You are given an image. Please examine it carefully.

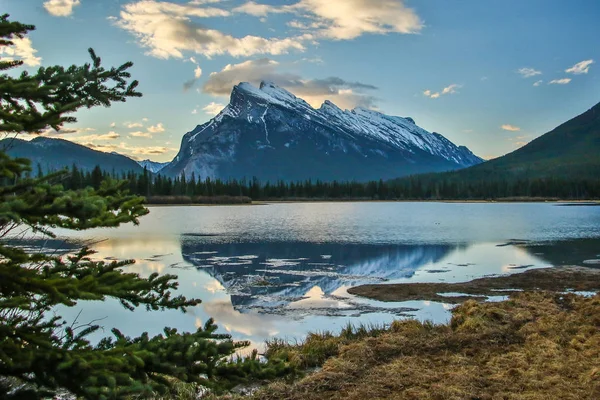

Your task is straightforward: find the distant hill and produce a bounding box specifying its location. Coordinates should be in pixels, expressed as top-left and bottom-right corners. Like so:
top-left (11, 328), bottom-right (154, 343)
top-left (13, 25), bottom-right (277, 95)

top-left (0, 137), bottom-right (144, 174)
top-left (449, 101), bottom-right (600, 180)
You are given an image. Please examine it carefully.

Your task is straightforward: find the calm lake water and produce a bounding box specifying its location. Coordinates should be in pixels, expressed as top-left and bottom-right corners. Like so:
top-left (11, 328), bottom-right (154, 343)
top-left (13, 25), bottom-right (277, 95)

top-left (47, 202), bottom-right (600, 351)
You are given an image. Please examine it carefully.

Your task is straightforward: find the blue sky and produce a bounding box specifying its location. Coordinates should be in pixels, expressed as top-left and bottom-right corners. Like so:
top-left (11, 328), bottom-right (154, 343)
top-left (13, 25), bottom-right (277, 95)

top-left (3, 0), bottom-right (599, 161)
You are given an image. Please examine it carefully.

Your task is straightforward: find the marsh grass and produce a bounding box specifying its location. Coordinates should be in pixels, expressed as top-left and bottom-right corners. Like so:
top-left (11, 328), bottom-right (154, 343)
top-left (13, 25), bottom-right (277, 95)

top-left (210, 292), bottom-right (600, 400)
top-left (263, 323), bottom-right (389, 370)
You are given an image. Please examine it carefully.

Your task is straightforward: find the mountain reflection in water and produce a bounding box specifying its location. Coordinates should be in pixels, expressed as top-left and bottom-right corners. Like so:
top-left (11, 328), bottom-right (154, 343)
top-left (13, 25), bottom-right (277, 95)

top-left (180, 238), bottom-right (465, 311)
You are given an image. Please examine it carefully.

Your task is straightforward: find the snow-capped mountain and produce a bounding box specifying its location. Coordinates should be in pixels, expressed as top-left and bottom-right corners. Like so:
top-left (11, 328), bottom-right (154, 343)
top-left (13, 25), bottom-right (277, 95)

top-left (162, 82), bottom-right (482, 181)
top-left (136, 159), bottom-right (168, 173)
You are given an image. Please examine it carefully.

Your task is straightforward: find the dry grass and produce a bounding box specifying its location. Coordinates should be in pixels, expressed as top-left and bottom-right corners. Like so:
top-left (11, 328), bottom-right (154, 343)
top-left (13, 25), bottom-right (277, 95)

top-left (212, 291), bottom-right (600, 400)
top-left (263, 323), bottom-right (390, 370)
top-left (348, 266), bottom-right (600, 303)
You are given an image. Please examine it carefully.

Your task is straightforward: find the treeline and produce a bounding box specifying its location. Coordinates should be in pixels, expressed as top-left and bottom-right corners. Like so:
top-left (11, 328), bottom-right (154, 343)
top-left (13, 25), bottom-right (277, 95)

top-left (48, 164), bottom-right (600, 201)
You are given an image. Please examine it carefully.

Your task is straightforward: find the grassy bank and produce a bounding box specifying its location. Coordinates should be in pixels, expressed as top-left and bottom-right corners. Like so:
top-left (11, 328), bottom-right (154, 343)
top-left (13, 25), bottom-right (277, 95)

top-left (188, 266), bottom-right (600, 400)
top-left (209, 290), bottom-right (600, 400)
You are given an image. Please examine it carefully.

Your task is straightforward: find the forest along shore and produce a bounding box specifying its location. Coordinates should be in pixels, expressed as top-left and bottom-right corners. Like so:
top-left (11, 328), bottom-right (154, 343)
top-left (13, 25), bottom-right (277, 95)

top-left (144, 196), bottom-right (600, 205)
top-left (145, 195), bottom-right (252, 205)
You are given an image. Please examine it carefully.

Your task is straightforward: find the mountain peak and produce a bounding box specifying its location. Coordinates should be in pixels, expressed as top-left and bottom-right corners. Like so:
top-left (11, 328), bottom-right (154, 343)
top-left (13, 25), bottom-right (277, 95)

top-left (232, 82), bottom-right (263, 98)
top-left (166, 80), bottom-right (484, 181)
top-left (259, 80), bottom-right (276, 90)
top-left (230, 81), bottom-right (313, 111)
top-left (319, 99), bottom-right (343, 114)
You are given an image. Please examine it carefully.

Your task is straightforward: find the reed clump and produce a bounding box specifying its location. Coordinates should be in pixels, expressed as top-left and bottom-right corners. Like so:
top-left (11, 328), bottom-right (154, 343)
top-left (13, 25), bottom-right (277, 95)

top-left (221, 291), bottom-right (600, 400)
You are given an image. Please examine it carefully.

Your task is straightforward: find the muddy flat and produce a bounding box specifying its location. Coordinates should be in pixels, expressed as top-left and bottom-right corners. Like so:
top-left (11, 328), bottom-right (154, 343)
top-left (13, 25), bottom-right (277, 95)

top-left (348, 266), bottom-right (600, 303)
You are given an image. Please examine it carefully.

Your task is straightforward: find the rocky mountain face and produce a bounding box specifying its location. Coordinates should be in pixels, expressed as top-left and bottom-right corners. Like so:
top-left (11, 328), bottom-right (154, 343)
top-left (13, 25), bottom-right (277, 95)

top-left (162, 82), bottom-right (482, 181)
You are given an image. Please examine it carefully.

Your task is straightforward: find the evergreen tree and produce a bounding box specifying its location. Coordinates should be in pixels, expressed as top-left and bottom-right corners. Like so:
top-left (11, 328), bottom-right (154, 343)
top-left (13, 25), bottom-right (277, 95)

top-left (90, 165), bottom-right (103, 190)
top-left (0, 14), bottom-right (280, 399)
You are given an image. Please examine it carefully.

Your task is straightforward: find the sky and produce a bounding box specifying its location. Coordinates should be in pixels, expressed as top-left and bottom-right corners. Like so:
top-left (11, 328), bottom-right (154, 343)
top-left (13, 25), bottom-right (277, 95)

top-left (2, 0), bottom-right (599, 162)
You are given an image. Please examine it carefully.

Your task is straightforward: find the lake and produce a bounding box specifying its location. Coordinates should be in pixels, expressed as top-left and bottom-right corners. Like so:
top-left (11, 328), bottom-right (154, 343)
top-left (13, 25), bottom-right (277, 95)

top-left (48, 202), bottom-right (600, 351)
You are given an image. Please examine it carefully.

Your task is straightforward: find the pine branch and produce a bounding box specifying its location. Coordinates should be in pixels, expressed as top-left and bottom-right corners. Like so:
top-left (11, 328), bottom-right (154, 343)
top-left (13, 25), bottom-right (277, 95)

top-left (0, 14), bottom-right (293, 399)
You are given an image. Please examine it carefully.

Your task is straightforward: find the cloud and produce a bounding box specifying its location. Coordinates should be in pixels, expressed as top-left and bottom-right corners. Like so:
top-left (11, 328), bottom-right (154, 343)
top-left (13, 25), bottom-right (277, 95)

top-left (235, 0), bottom-right (424, 40)
top-left (86, 142), bottom-right (176, 157)
top-left (299, 56), bottom-right (324, 64)
top-left (517, 67), bottom-right (542, 78)
top-left (183, 80), bottom-right (196, 91)
top-left (299, 0), bottom-right (423, 39)
top-left (75, 132), bottom-right (120, 141)
top-left (36, 127), bottom-right (95, 136)
top-left (83, 143), bottom-right (119, 152)
top-left (43, 0), bottom-right (81, 17)
top-left (184, 63), bottom-right (204, 91)
top-left (114, 0), bottom-right (308, 60)
top-left (125, 123), bottom-right (163, 138)
top-left (128, 123), bottom-right (164, 138)
top-left (233, 1), bottom-right (286, 17)
top-left (0, 37), bottom-right (41, 66)
top-left (130, 131), bottom-right (153, 138)
top-left (36, 127), bottom-right (120, 144)
top-left (501, 124), bottom-right (521, 132)
top-left (147, 123), bottom-right (165, 133)
top-left (533, 80), bottom-right (543, 87)
top-left (126, 122), bottom-right (144, 128)
top-left (110, 122), bottom-right (116, 128)
top-left (565, 59), bottom-right (594, 75)
top-left (188, 0), bottom-right (226, 4)
top-left (28, 132), bottom-right (177, 161)
top-left (203, 58), bottom-right (378, 109)
top-left (423, 83), bottom-right (461, 99)
top-left (202, 102), bottom-right (225, 115)
top-left (203, 299), bottom-right (279, 337)
top-left (115, 0), bottom-right (422, 62)
top-left (441, 84), bottom-right (461, 94)
top-left (129, 145), bottom-right (173, 155)
top-left (549, 78), bottom-right (571, 85)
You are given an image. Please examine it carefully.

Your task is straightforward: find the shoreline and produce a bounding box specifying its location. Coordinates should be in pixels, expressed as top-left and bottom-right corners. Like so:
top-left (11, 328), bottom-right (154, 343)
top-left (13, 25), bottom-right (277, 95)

top-left (347, 265), bottom-right (600, 303)
top-left (145, 199), bottom-right (600, 206)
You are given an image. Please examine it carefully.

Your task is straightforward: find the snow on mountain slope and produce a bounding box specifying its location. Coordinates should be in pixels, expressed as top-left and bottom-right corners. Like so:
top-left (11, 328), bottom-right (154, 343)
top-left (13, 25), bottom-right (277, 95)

top-left (319, 102), bottom-right (481, 166)
top-left (136, 159), bottom-right (169, 173)
top-left (162, 81), bottom-right (482, 181)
